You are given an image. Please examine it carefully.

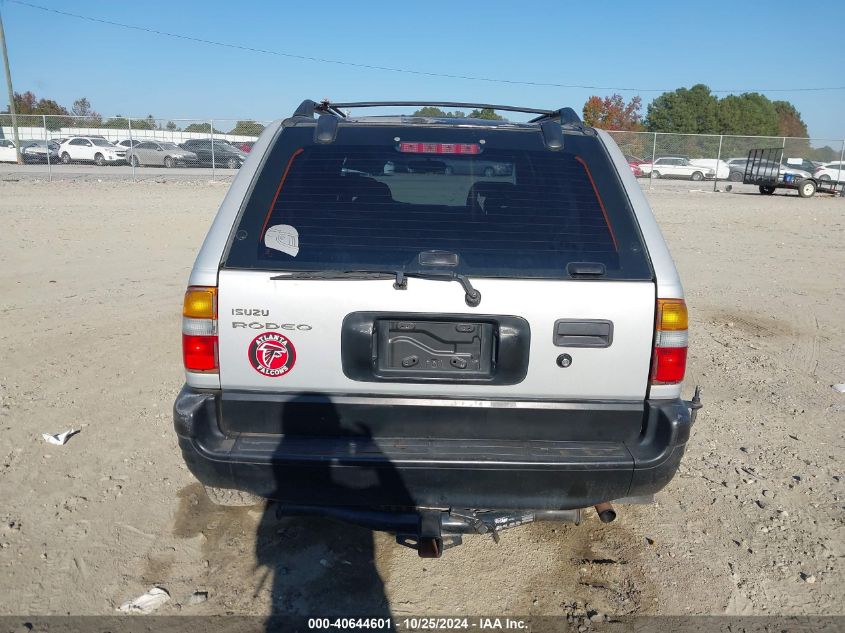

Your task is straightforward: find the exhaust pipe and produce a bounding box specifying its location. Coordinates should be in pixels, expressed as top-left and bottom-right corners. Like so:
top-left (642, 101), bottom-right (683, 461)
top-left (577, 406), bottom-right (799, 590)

top-left (594, 502), bottom-right (617, 523)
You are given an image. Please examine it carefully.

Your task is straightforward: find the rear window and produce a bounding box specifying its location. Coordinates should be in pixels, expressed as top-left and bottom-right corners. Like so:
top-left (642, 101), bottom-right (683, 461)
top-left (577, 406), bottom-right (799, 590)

top-left (225, 124), bottom-right (652, 280)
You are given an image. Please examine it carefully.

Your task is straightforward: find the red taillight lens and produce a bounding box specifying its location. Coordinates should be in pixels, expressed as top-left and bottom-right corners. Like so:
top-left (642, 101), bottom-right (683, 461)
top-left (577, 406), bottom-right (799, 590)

top-left (651, 298), bottom-right (688, 386)
top-left (182, 334), bottom-right (218, 372)
top-left (651, 347), bottom-right (687, 384)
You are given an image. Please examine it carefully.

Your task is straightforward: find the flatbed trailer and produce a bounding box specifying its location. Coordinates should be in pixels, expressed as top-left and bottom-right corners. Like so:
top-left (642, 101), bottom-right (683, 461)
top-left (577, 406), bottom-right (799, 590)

top-left (744, 147), bottom-right (845, 198)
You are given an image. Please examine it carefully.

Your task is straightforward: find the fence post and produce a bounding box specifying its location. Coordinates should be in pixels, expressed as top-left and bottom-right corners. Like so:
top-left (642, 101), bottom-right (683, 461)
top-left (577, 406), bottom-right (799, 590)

top-left (210, 119), bottom-right (216, 182)
top-left (649, 132), bottom-right (657, 190)
top-left (713, 134), bottom-right (723, 192)
top-left (42, 114), bottom-right (51, 182)
top-left (128, 117), bottom-right (135, 182)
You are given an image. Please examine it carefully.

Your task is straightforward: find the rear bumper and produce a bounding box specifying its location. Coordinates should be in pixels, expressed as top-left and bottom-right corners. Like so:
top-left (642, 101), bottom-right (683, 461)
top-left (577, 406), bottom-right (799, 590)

top-left (173, 387), bottom-right (696, 511)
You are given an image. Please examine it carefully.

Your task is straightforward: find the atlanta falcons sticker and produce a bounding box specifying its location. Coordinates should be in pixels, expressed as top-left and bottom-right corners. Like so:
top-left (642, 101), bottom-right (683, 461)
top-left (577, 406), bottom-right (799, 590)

top-left (247, 332), bottom-right (296, 377)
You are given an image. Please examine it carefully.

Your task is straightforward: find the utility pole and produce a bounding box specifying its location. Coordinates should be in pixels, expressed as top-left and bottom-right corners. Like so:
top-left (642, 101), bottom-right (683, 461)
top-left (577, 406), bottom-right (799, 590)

top-left (0, 7), bottom-right (22, 164)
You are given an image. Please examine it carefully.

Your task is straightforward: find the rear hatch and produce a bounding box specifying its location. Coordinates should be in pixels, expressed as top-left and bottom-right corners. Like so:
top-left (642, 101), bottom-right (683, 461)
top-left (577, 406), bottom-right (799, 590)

top-left (217, 121), bottom-right (655, 414)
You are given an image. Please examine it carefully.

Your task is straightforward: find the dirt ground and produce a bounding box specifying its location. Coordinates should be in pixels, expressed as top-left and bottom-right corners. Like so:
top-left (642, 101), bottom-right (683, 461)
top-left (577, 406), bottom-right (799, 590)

top-left (0, 178), bottom-right (842, 618)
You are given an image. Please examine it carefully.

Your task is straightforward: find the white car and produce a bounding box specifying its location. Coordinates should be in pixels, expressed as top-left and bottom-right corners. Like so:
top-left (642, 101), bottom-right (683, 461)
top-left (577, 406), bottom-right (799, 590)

top-left (58, 137), bottom-right (127, 165)
top-left (689, 159), bottom-right (729, 180)
top-left (638, 157), bottom-right (715, 181)
top-left (813, 161), bottom-right (845, 183)
top-left (0, 138), bottom-right (19, 163)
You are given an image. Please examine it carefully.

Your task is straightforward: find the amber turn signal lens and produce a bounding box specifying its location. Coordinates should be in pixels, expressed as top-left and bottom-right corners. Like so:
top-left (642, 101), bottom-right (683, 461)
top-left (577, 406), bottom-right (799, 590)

top-left (183, 287), bottom-right (217, 319)
top-left (657, 299), bottom-right (688, 331)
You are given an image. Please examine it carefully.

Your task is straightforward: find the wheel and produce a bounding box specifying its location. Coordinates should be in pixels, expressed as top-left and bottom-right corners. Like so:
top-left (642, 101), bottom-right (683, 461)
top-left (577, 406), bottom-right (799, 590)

top-left (651, 171), bottom-right (661, 179)
top-left (483, 166), bottom-right (494, 177)
top-left (61, 152), bottom-right (71, 164)
top-left (759, 185), bottom-right (776, 195)
top-left (729, 171), bottom-right (743, 182)
top-left (798, 179), bottom-right (816, 198)
top-left (163, 156), bottom-right (174, 168)
top-left (819, 174), bottom-right (830, 181)
top-left (691, 171), bottom-right (704, 181)
top-left (130, 155), bottom-right (140, 167)
top-left (226, 157), bottom-right (239, 169)
top-left (94, 153), bottom-right (105, 166)
top-left (203, 485), bottom-right (263, 507)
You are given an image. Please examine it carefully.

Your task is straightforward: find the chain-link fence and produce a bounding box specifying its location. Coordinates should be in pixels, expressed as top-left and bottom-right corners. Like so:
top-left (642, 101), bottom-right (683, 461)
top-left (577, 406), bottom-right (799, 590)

top-left (607, 130), bottom-right (845, 191)
top-left (0, 114), bottom-right (271, 181)
top-left (2, 115), bottom-right (844, 187)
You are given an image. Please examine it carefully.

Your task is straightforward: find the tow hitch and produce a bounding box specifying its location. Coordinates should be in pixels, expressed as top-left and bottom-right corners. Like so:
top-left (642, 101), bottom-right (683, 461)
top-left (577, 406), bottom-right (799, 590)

top-left (396, 509), bottom-right (582, 557)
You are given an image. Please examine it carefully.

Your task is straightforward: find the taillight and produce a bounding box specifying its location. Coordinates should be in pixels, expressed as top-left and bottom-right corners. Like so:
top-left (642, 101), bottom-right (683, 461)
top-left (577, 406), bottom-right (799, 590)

top-left (650, 299), bottom-right (688, 385)
top-left (398, 142), bottom-right (481, 155)
top-left (182, 286), bottom-right (218, 373)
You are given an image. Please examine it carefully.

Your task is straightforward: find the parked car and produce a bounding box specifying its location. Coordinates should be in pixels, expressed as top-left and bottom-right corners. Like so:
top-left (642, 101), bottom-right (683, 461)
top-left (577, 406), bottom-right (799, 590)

top-left (58, 137), bottom-right (127, 165)
top-left (814, 162), bottom-right (845, 182)
top-left (20, 139), bottom-right (60, 164)
top-left (725, 157), bottom-right (749, 182)
top-left (782, 157), bottom-right (817, 174)
top-left (638, 157), bottom-right (714, 181)
top-left (689, 159), bottom-right (729, 180)
top-left (624, 154), bottom-right (645, 165)
top-left (0, 138), bottom-right (19, 163)
top-left (116, 139), bottom-right (143, 151)
top-left (126, 141), bottom-right (198, 167)
top-left (630, 163), bottom-right (643, 177)
top-left (442, 159), bottom-right (513, 176)
top-left (230, 141), bottom-right (255, 153)
top-left (178, 139), bottom-right (245, 168)
top-left (173, 99), bottom-right (701, 558)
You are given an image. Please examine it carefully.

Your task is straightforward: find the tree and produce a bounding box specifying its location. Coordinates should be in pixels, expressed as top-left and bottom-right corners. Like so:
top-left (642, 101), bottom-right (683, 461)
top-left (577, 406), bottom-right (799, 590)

top-left (582, 94), bottom-right (643, 130)
top-left (411, 107), bottom-right (466, 118)
top-left (773, 101), bottom-right (808, 138)
top-left (101, 116), bottom-right (156, 130)
top-left (2, 90), bottom-right (70, 129)
top-left (229, 120), bottom-right (265, 136)
top-left (468, 108), bottom-right (504, 120)
top-left (716, 93), bottom-right (779, 136)
top-left (184, 122), bottom-right (223, 134)
top-left (166, 121), bottom-right (178, 131)
top-left (71, 97), bottom-right (102, 127)
top-left (645, 84), bottom-right (719, 134)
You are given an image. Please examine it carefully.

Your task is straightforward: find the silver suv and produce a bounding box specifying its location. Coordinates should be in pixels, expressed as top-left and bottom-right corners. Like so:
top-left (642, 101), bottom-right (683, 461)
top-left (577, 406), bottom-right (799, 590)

top-left (174, 100), bottom-right (701, 558)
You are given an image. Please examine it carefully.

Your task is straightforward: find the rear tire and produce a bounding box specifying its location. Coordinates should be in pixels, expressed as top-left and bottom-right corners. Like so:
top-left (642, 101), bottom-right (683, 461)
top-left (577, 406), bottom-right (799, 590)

top-left (819, 174), bottom-right (830, 181)
top-left (798, 179), bottom-right (816, 198)
top-left (651, 171), bottom-right (661, 179)
top-left (94, 153), bottom-right (105, 166)
top-left (61, 152), bottom-right (71, 164)
top-left (729, 171), bottom-right (743, 182)
top-left (164, 156), bottom-right (174, 168)
top-left (203, 485), bottom-right (263, 507)
top-left (130, 155), bottom-right (140, 167)
top-left (691, 171), bottom-right (704, 181)
top-left (227, 157), bottom-right (239, 169)
top-left (759, 185), bottom-right (776, 195)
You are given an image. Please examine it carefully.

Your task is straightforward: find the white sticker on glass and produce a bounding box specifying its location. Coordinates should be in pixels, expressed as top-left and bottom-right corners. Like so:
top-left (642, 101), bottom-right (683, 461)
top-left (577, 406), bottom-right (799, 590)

top-left (264, 224), bottom-right (300, 257)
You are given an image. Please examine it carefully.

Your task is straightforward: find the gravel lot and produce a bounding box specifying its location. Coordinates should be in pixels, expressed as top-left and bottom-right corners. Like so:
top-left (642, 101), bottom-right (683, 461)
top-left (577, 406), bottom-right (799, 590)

top-left (0, 179), bottom-right (842, 618)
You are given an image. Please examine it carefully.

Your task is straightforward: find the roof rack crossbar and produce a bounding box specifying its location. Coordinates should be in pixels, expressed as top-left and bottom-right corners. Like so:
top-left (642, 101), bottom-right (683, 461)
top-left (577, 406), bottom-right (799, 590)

top-left (529, 107), bottom-right (583, 125)
top-left (324, 101), bottom-right (557, 116)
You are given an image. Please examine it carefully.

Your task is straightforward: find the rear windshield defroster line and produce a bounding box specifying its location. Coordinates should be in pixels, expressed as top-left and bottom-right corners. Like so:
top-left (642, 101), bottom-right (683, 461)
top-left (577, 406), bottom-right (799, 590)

top-left (225, 125), bottom-right (652, 281)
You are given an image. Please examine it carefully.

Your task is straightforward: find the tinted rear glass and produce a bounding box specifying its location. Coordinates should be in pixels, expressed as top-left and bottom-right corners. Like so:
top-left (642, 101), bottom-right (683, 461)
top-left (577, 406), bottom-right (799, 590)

top-left (225, 124), bottom-right (651, 280)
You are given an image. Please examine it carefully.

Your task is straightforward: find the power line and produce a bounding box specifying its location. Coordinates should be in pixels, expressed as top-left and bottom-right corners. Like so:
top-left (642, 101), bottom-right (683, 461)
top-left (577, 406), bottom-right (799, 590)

top-left (8, 0), bottom-right (845, 95)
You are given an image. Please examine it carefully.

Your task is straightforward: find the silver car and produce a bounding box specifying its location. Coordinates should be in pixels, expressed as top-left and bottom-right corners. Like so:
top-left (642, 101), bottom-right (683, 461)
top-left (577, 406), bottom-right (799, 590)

top-left (126, 141), bottom-right (197, 168)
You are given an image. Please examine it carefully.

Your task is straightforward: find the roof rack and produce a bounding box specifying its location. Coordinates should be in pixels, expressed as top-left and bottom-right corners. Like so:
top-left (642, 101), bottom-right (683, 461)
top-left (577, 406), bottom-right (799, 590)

top-left (292, 100), bottom-right (583, 124)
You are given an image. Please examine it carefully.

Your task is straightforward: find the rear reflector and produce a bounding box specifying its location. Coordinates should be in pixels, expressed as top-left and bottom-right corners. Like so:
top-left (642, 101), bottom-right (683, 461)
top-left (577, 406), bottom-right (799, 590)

top-left (651, 298), bottom-right (688, 385)
top-left (182, 286), bottom-right (218, 373)
top-left (398, 142), bottom-right (481, 155)
top-left (183, 335), bottom-right (218, 372)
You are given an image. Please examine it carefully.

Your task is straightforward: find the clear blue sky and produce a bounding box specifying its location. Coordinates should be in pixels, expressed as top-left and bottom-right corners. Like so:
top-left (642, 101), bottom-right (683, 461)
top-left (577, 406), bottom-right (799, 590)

top-left (2, 0), bottom-right (844, 139)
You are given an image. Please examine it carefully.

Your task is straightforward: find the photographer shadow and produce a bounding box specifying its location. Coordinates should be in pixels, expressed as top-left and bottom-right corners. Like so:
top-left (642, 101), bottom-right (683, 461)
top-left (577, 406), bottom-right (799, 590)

top-left (254, 394), bottom-right (414, 629)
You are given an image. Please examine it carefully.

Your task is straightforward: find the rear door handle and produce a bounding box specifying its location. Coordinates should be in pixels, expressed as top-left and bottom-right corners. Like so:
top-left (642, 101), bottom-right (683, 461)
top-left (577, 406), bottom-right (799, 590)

top-left (553, 319), bottom-right (613, 348)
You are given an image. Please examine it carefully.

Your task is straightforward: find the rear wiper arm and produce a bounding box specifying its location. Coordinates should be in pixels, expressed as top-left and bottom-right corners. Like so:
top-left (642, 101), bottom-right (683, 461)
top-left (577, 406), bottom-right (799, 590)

top-left (270, 269), bottom-right (482, 307)
top-left (398, 271), bottom-right (482, 307)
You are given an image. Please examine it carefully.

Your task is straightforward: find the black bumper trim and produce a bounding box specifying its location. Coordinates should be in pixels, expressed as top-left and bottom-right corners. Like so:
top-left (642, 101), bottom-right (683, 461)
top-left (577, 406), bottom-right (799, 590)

top-left (174, 386), bottom-right (694, 510)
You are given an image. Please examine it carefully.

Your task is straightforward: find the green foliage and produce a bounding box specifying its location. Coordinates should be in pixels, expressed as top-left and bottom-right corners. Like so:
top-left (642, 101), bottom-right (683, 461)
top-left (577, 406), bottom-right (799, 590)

top-left (183, 122), bottom-right (224, 134)
top-left (468, 108), bottom-right (504, 120)
top-left (166, 121), bottom-right (179, 131)
top-left (411, 107), bottom-right (466, 118)
top-left (717, 93), bottom-right (779, 136)
top-left (101, 117), bottom-right (157, 130)
top-left (229, 120), bottom-right (265, 136)
top-left (645, 84), bottom-right (718, 134)
top-left (2, 90), bottom-right (71, 129)
top-left (70, 97), bottom-right (102, 127)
